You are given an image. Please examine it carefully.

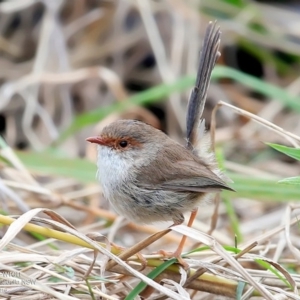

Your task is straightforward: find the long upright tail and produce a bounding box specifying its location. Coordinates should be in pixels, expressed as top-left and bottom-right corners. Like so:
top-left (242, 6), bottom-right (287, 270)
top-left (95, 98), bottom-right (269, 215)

top-left (186, 21), bottom-right (221, 150)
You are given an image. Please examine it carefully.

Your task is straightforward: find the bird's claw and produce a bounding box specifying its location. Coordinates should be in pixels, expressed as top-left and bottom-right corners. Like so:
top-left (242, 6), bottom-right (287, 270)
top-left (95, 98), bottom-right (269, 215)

top-left (157, 249), bottom-right (189, 270)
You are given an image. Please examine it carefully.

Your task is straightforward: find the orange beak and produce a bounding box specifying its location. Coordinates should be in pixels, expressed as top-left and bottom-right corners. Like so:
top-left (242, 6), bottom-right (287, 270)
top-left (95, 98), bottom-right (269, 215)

top-left (86, 136), bottom-right (106, 145)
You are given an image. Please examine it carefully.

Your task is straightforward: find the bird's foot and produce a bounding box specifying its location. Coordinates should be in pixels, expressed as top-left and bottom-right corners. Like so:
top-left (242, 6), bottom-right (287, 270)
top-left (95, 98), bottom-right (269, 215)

top-left (157, 249), bottom-right (189, 270)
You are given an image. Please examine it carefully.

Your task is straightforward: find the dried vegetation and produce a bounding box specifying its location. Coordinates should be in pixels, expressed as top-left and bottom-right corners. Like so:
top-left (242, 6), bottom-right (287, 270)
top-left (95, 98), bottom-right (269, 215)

top-left (0, 0), bottom-right (299, 299)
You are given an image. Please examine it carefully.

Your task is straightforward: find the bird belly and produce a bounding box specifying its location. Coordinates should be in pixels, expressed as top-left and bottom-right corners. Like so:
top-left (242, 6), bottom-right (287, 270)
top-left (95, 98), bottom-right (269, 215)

top-left (107, 187), bottom-right (206, 224)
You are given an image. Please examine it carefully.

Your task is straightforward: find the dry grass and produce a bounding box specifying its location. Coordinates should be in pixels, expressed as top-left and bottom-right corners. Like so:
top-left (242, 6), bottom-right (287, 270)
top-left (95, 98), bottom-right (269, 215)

top-left (0, 0), bottom-right (300, 299)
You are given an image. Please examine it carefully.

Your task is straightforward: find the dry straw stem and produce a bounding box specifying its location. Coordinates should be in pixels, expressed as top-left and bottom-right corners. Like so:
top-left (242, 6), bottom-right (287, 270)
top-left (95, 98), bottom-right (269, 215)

top-left (0, 208), bottom-right (187, 299)
top-left (0, 138), bottom-right (37, 186)
top-left (110, 264), bottom-right (237, 298)
top-left (0, 213), bottom-right (131, 257)
top-left (211, 101), bottom-right (300, 149)
top-left (2, 210), bottom-right (298, 298)
top-left (0, 210), bottom-right (241, 298)
top-left (172, 225), bottom-right (274, 299)
top-left (0, 213), bottom-right (239, 294)
top-left (284, 204), bottom-right (300, 262)
top-left (209, 102), bottom-right (300, 297)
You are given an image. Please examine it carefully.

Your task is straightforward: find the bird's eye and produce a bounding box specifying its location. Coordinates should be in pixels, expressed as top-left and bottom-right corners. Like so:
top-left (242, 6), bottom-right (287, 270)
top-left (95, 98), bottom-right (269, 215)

top-left (119, 140), bottom-right (128, 148)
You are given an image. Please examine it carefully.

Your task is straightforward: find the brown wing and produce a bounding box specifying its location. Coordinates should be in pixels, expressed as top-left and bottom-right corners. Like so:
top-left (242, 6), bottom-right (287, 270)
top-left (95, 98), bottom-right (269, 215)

top-left (158, 161), bottom-right (232, 192)
top-left (136, 142), bottom-right (233, 193)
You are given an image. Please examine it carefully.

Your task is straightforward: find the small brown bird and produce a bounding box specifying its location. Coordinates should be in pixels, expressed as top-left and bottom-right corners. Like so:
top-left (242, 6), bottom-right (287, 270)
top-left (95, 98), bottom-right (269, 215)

top-left (87, 22), bottom-right (233, 264)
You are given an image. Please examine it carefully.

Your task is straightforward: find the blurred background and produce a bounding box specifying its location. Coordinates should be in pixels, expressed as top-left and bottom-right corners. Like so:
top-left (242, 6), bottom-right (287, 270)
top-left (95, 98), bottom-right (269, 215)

top-left (0, 0), bottom-right (300, 238)
top-left (0, 0), bottom-right (300, 154)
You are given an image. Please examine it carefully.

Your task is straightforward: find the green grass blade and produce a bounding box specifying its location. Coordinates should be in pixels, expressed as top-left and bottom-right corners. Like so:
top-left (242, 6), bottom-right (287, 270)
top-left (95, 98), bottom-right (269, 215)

top-left (255, 259), bottom-right (292, 289)
top-left (236, 281), bottom-right (246, 300)
top-left (125, 259), bottom-right (177, 300)
top-left (0, 136), bottom-right (8, 149)
top-left (278, 177), bottom-right (300, 185)
top-left (266, 143), bottom-right (300, 161)
top-left (227, 174), bottom-right (300, 201)
top-left (16, 151), bottom-right (97, 183)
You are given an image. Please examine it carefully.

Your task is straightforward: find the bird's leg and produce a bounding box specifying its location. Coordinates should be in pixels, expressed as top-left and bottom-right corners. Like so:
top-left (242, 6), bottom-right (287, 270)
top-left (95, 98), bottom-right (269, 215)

top-left (158, 209), bottom-right (198, 269)
top-left (172, 208), bottom-right (198, 258)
